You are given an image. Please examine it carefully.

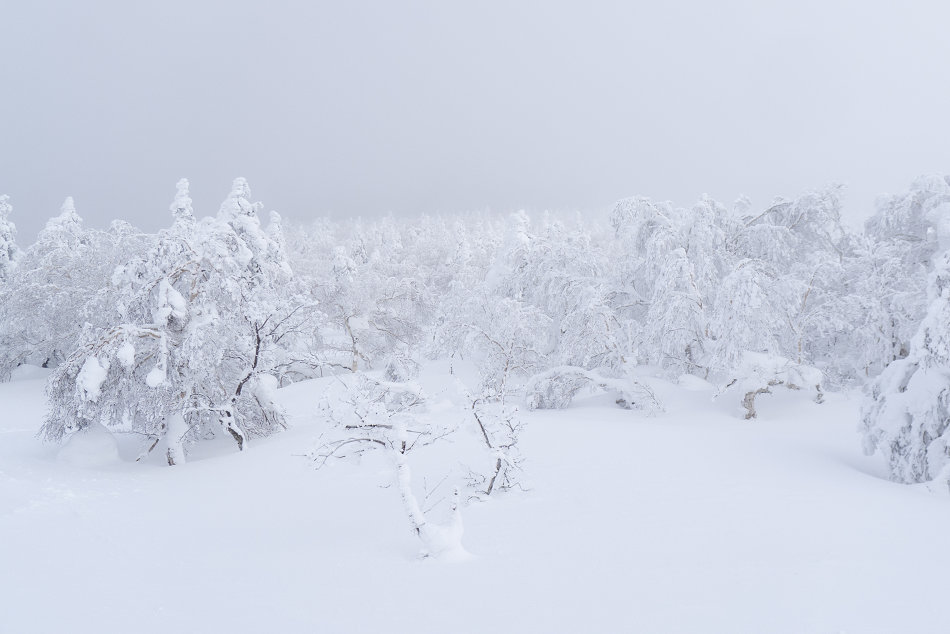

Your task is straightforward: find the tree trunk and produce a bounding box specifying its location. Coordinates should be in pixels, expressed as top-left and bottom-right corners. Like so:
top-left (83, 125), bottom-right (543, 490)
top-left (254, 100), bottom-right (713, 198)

top-left (742, 380), bottom-right (783, 420)
top-left (395, 439), bottom-right (427, 536)
top-left (219, 402), bottom-right (247, 451)
top-left (165, 412), bottom-right (188, 466)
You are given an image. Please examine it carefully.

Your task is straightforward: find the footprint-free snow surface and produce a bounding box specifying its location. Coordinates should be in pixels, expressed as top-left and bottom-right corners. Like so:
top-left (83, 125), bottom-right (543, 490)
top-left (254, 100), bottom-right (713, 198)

top-left (2, 367), bottom-right (948, 634)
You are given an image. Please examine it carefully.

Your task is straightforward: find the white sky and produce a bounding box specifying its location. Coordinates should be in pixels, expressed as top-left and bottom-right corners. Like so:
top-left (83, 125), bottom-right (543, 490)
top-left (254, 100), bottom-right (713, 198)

top-left (2, 0), bottom-right (950, 239)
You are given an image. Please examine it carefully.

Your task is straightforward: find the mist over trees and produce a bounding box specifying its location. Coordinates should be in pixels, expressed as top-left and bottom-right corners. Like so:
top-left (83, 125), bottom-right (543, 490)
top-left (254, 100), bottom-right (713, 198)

top-left (1, 175), bottom-right (949, 489)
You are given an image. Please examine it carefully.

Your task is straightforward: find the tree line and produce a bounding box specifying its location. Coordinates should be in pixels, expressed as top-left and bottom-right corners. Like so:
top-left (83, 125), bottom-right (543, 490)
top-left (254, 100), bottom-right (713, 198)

top-left (1, 176), bottom-right (948, 488)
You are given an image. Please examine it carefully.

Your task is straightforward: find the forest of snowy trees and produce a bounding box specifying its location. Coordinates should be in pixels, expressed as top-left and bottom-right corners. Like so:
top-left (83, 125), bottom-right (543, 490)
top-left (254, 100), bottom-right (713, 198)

top-left (1, 175), bottom-right (950, 500)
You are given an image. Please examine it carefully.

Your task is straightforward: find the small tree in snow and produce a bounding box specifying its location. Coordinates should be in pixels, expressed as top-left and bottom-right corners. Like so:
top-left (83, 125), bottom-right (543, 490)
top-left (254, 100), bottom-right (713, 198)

top-left (313, 374), bottom-right (467, 560)
top-left (459, 384), bottom-right (525, 497)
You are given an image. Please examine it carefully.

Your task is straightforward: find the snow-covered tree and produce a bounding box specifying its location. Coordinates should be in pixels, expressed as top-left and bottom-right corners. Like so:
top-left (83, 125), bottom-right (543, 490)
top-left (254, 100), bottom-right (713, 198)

top-left (708, 258), bottom-right (780, 374)
top-left (861, 195), bottom-right (950, 483)
top-left (42, 179), bottom-right (314, 464)
top-left (608, 196), bottom-right (736, 375)
top-left (0, 198), bottom-right (149, 377)
top-left (859, 176), bottom-right (950, 366)
top-left (305, 238), bottom-right (430, 374)
top-left (1, 198), bottom-right (93, 370)
top-left (313, 374), bottom-right (467, 560)
top-left (436, 288), bottom-right (551, 402)
top-left (644, 247), bottom-right (707, 375)
top-left (608, 196), bottom-right (681, 321)
top-left (501, 220), bottom-right (630, 373)
top-left (459, 384), bottom-right (525, 497)
top-left (0, 194), bottom-right (21, 282)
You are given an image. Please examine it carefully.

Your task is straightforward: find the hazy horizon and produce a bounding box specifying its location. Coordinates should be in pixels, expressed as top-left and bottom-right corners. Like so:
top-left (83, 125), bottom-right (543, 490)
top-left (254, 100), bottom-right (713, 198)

top-left (3, 0), bottom-right (949, 240)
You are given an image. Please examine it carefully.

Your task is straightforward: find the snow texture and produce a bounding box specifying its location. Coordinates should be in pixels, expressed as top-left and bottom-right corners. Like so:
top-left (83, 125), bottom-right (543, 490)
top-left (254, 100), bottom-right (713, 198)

top-left (2, 367), bottom-right (948, 633)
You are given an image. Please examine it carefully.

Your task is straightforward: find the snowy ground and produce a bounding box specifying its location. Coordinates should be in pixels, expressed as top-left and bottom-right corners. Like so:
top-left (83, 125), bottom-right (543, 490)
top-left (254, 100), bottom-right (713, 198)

top-left (2, 367), bottom-right (949, 634)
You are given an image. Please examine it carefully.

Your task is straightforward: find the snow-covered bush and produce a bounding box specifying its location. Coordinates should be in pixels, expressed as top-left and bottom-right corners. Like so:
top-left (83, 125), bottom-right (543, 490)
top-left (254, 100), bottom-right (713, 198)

top-left (525, 366), bottom-right (661, 414)
top-left (716, 352), bottom-right (823, 420)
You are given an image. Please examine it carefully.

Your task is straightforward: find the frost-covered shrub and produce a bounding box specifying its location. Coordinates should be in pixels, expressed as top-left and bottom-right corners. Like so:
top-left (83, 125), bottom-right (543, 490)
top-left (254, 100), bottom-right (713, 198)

top-left (384, 351), bottom-right (421, 382)
top-left (525, 366), bottom-right (661, 413)
top-left (716, 352), bottom-right (823, 420)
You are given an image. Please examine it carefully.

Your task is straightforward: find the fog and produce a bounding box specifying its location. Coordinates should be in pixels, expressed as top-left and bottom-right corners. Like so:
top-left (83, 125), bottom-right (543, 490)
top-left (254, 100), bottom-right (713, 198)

top-left (2, 0), bottom-right (949, 239)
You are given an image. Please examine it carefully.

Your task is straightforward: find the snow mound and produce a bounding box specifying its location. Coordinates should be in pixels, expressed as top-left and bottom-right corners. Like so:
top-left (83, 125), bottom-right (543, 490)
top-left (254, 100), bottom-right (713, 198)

top-left (677, 374), bottom-right (715, 392)
top-left (9, 364), bottom-right (50, 381)
top-left (57, 423), bottom-right (121, 468)
top-left (423, 523), bottom-right (473, 563)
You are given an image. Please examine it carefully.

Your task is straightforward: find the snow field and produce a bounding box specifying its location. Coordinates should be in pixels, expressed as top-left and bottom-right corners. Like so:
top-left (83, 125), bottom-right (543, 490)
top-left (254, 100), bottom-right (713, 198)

top-left (2, 367), bottom-right (949, 633)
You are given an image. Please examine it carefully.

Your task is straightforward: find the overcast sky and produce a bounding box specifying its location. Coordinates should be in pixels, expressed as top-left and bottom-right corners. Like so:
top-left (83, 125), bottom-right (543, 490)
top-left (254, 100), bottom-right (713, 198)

top-left (2, 0), bottom-right (949, 240)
